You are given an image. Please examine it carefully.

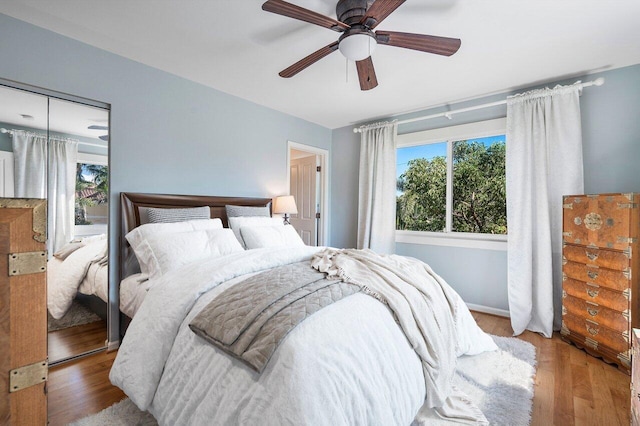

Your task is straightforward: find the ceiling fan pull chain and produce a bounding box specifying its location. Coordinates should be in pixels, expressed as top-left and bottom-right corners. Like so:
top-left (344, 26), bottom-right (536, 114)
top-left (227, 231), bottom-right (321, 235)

top-left (346, 57), bottom-right (349, 83)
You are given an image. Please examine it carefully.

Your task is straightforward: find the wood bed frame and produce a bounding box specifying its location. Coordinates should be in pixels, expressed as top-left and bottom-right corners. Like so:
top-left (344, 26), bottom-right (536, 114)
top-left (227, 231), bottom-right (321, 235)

top-left (120, 192), bottom-right (272, 282)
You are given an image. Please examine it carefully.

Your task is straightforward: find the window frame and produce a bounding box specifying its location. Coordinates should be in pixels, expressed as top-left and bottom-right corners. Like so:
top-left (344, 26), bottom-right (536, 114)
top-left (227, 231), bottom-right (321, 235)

top-left (396, 117), bottom-right (508, 251)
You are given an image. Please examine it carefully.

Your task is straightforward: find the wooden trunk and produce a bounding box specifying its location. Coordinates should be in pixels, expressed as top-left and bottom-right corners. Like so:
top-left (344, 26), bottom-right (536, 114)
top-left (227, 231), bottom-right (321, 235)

top-left (561, 193), bottom-right (639, 374)
top-left (0, 199), bottom-right (48, 425)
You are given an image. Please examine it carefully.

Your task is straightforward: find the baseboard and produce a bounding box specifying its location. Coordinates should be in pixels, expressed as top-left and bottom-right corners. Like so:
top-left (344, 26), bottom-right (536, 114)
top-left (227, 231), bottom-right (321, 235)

top-left (467, 303), bottom-right (510, 318)
top-left (106, 339), bottom-right (120, 352)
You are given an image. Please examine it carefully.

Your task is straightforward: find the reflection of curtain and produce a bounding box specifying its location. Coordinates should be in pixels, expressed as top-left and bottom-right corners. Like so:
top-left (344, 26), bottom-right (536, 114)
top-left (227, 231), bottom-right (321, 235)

top-left (48, 138), bottom-right (78, 253)
top-left (12, 130), bottom-right (47, 198)
top-left (506, 83), bottom-right (584, 338)
top-left (357, 121), bottom-right (397, 254)
top-left (12, 131), bottom-right (78, 253)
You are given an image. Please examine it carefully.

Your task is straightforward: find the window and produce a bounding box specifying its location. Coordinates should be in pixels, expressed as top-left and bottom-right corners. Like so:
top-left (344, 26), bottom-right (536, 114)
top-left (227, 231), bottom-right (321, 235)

top-left (75, 153), bottom-right (108, 237)
top-left (396, 118), bottom-right (507, 240)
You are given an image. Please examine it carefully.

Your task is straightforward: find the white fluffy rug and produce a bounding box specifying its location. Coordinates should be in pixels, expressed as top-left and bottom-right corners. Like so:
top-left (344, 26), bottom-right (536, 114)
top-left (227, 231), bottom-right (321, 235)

top-left (48, 300), bottom-right (102, 332)
top-left (71, 335), bottom-right (536, 426)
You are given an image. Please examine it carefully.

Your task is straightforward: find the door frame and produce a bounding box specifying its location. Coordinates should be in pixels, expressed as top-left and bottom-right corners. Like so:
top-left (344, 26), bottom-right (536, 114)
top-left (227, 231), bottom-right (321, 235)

top-left (286, 141), bottom-right (329, 246)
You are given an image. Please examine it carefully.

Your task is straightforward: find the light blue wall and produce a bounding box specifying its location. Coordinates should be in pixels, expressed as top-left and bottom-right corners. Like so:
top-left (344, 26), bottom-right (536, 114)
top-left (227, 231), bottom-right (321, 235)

top-left (331, 64), bottom-right (640, 313)
top-left (0, 14), bottom-right (332, 342)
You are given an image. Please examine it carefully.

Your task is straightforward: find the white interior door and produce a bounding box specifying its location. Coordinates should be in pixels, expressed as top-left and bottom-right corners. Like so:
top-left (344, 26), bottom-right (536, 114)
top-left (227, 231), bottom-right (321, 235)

top-left (0, 150), bottom-right (14, 197)
top-left (290, 154), bottom-right (318, 245)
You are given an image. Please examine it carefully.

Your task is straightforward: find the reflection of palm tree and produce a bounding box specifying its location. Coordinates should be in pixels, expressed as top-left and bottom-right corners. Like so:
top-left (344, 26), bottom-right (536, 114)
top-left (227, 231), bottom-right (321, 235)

top-left (84, 164), bottom-right (109, 197)
top-left (75, 164), bottom-right (109, 225)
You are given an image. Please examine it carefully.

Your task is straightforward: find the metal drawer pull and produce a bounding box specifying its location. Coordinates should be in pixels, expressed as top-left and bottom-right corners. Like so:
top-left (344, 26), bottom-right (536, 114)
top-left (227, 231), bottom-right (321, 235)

top-left (586, 325), bottom-right (599, 336)
top-left (586, 288), bottom-right (599, 297)
top-left (587, 270), bottom-right (599, 280)
top-left (585, 251), bottom-right (598, 261)
top-left (587, 307), bottom-right (599, 317)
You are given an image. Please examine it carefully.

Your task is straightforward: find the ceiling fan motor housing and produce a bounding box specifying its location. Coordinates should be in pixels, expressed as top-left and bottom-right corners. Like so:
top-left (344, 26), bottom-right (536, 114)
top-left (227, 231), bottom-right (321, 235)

top-left (336, 0), bottom-right (374, 25)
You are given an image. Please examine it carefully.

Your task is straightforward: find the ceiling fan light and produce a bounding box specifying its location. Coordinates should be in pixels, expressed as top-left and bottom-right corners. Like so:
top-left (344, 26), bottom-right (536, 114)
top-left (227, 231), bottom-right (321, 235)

top-left (339, 33), bottom-right (377, 61)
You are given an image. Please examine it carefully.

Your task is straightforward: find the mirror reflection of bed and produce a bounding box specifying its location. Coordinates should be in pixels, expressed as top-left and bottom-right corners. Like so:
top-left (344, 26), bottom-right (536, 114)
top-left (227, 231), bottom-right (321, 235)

top-left (0, 83), bottom-right (110, 364)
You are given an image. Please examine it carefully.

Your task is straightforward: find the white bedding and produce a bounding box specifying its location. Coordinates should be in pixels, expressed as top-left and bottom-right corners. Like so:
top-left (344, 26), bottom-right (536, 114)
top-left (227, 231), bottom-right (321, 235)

top-left (47, 238), bottom-right (108, 319)
top-left (110, 247), bottom-right (496, 425)
top-left (48, 238), bottom-right (149, 319)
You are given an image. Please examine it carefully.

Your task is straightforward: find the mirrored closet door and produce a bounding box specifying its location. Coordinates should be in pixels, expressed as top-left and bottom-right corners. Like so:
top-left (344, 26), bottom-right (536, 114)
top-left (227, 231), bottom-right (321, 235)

top-left (0, 83), bottom-right (110, 364)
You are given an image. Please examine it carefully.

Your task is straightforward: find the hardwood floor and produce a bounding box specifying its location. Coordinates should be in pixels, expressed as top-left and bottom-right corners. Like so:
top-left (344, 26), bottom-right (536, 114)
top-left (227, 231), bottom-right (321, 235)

top-left (48, 350), bottom-right (125, 426)
top-left (471, 311), bottom-right (630, 426)
top-left (48, 320), bottom-right (108, 363)
top-left (47, 312), bottom-right (630, 425)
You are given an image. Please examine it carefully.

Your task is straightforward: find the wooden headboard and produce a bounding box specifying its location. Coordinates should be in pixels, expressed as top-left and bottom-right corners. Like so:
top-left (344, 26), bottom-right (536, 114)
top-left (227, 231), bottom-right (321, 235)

top-left (120, 192), bottom-right (272, 279)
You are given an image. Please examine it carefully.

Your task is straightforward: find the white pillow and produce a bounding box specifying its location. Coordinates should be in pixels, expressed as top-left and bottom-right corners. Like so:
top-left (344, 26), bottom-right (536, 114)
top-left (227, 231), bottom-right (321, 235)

top-left (125, 219), bottom-right (223, 275)
top-left (135, 228), bottom-right (243, 280)
top-left (240, 225), bottom-right (305, 249)
top-left (228, 216), bottom-right (283, 247)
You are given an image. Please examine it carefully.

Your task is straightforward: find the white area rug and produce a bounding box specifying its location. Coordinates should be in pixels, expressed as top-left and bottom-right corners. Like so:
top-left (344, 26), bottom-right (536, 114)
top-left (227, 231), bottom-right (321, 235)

top-left (48, 300), bottom-right (102, 332)
top-left (71, 335), bottom-right (536, 426)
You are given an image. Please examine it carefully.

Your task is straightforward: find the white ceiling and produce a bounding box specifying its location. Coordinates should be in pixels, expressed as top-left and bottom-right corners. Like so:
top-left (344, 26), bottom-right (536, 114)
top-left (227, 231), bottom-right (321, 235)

top-left (2, 0), bottom-right (639, 129)
top-left (0, 85), bottom-right (108, 140)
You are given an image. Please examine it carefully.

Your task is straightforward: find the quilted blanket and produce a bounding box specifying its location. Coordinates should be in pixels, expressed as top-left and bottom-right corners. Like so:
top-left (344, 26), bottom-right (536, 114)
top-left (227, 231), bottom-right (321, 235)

top-left (189, 261), bottom-right (360, 372)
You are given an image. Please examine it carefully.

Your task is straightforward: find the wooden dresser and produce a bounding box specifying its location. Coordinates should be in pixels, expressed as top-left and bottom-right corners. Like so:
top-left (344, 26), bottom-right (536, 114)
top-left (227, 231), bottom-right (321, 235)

top-left (0, 199), bottom-right (48, 424)
top-left (561, 193), bottom-right (639, 373)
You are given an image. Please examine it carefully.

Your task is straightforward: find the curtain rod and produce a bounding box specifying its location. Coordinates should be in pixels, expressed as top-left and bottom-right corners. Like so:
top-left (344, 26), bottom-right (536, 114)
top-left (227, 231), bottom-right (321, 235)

top-left (353, 77), bottom-right (605, 133)
top-left (0, 127), bottom-right (107, 149)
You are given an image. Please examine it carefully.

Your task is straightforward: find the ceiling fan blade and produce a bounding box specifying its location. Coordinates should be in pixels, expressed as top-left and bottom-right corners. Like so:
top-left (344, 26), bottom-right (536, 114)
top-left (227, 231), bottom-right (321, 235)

top-left (376, 31), bottom-right (461, 56)
top-left (356, 57), bottom-right (378, 91)
top-left (279, 41), bottom-right (339, 78)
top-left (88, 125), bottom-right (108, 130)
top-left (262, 0), bottom-right (350, 32)
top-left (360, 0), bottom-right (406, 29)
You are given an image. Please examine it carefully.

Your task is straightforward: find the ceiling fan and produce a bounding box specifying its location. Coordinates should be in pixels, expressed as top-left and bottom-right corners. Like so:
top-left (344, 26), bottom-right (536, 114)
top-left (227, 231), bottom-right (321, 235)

top-left (88, 125), bottom-right (108, 141)
top-left (262, 0), bottom-right (461, 90)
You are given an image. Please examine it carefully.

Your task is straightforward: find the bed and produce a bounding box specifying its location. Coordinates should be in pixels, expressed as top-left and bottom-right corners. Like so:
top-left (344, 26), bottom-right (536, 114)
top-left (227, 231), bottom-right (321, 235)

top-left (47, 234), bottom-right (109, 320)
top-left (110, 192), bottom-right (498, 425)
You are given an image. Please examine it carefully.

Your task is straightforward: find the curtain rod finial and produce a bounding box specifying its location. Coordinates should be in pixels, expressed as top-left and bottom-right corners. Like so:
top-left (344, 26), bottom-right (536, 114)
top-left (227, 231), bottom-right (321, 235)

top-left (593, 77), bottom-right (605, 87)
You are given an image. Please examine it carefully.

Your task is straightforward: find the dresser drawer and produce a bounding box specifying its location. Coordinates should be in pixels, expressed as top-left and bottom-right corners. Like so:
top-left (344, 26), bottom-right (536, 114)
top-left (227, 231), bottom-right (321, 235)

top-left (563, 193), bottom-right (638, 250)
top-left (563, 261), bottom-right (631, 292)
top-left (562, 313), bottom-right (629, 354)
top-left (563, 278), bottom-right (629, 312)
top-left (563, 244), bottom-right (630, 271)
top-left (562, 294), bottom-right (629, 333)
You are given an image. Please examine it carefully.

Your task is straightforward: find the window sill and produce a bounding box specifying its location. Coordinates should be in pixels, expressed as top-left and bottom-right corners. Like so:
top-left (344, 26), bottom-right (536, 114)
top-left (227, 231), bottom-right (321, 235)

top-left (396, 230), bottom-right (507, 251)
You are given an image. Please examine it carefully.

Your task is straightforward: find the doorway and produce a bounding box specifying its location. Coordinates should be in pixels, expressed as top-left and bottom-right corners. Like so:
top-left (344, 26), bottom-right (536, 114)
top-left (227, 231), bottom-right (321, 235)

top-left (287, 141), bottom-right (328, 246)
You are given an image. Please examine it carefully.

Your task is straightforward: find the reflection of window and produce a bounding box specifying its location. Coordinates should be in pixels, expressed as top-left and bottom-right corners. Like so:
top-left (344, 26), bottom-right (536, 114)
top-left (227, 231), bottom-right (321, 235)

top-left (75, 163), bottom-right (108, 226)
top-left (396, 119), bottom-right (506, 236)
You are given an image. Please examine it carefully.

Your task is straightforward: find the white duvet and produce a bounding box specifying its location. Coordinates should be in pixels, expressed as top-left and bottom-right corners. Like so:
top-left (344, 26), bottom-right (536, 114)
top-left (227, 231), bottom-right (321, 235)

top-left (110, 247), bottom-right (497, 425)
top-left (47, 239), bottom-right (108, 319)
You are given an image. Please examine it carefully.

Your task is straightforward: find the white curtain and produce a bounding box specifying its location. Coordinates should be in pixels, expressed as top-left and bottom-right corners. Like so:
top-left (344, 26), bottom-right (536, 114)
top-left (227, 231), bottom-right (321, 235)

top-left (506, 83), bottom-right (584, 338)
top-left (12, 130), bottom-right (47, 198)
top-left (357, 121), bottom-right (398, 254)
top-left (13, 131), bottom-right (78, 253)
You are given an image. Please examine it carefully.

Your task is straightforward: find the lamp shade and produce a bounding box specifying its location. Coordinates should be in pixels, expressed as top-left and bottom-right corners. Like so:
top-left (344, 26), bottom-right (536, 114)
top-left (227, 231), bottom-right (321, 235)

top-left (273, 195), bottom-right (298, 215)
top-left (339, 33), bottom-right (377, 61)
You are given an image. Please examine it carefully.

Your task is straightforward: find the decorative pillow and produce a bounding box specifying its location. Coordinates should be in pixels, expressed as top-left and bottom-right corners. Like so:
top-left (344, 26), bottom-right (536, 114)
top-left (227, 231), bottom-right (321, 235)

top-left (225, 205), bottom-right (270, 218)
top-left (228, 216), bottom-right (283, 247)
top-left (134, 228), bottom-right (243, 280)
top-left (240, 225), bottom-right (306, 249)
top-left (125, 219), bottom-right (223, 275)
top-left (53, 241), bottom-right (85, 260)
top-left (147, 206), bottom-right (210, 223)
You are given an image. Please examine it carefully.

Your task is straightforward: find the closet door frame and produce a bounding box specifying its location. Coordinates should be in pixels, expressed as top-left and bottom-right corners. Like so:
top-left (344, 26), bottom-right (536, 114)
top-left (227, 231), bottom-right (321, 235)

top-left (0, 77), bottom-right (116, 356)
